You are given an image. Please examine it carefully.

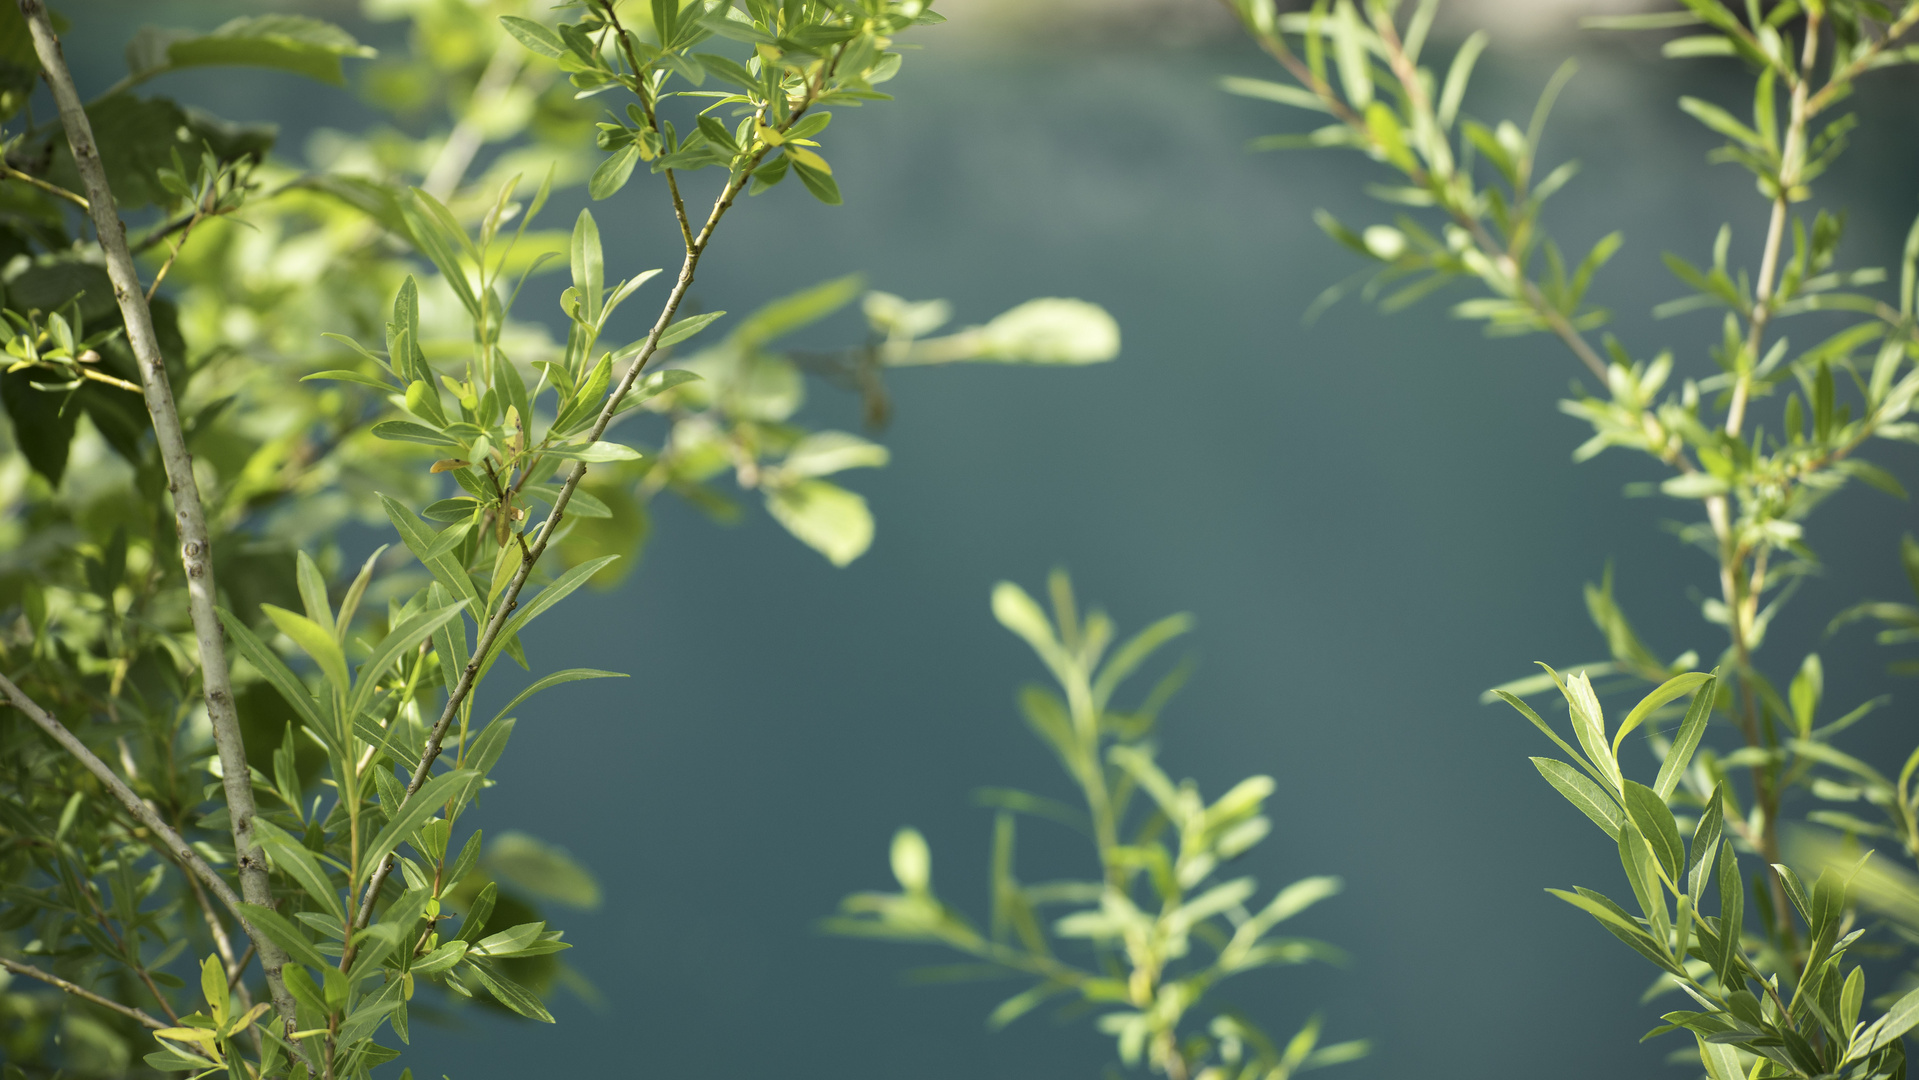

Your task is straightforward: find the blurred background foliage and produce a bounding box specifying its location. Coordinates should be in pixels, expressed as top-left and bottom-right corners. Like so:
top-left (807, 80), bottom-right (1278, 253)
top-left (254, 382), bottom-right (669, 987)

top-left (5, 0), bottom-right (1918, 1078)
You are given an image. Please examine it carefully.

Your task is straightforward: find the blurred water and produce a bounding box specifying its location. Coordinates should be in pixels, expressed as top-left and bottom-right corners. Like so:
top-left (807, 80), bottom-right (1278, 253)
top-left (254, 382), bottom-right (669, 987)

top-left (54, 8), bottom-right (1919, 1079)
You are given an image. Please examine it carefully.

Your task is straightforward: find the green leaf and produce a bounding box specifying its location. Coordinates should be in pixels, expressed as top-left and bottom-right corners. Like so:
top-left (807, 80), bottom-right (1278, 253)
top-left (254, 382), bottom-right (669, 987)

top-left (1686, 784), bottom-right (1725, 901)
top-left (467, 957), bottom-right (554, 1022)
top-left (731, 275), bottom-right (864, 349)
top-left (497, 556), bottom-right (620, 646)
top-left (1612, 671), bottom-right (1712, 755)
top-left (490, 668), bottom-right (627, 726)
top-left (1849, 985), bottom-right (1919, 1061)
top-left (1091, 612), bottom-right (1193, 711)
top-left (1714, 840), bottom-right (1743, 985)
top-left (218, 609), bottom-right (324, 735)
top-left (380, 493), bottom-right (483, 612)
top-left (1654, 673), bottom-right (1717, 800)
top-left (1677, 96), bottom-right (1764, 148)
top-left (1552, 666), bottom-right (1622, 792)
top-left (792, 160), bottom-right (842, 205)
top-left (1664, 35), bottom-right (1736, 58)
top-left (764, 480), bottom-right (874, 566)
top-left (253, 819), bottom-right (344, 922)
top-left (1580, 12), bottom-right (1705, 29)
top-left (656, 310), bottom-right (727, 348)
top-left (1219, 75), bottom-right (1329, 112)
top-left (780, 431), bottom-right (889, 479)
top-left (1330, 0), bottom-right (1374, 108)
top-left (589, 144), bottom-right (641, 201)
top-left (454, 881), bottom-right (497, 944)
top-left (571, 210), bottom-right (604, 326)
top-left (1788, 653), bottom-right (1822, 737)
top-left (343, 602), bottom-right (468, 733)
top-left (1771, 863), bottom-right (1812, 924)
top-left (336, 978), bottom-right (405, 1047)
top-left (371, 420), bottom-right (457, 446)
top-left (1437, 31), bottom-right (1487, 129)
top-left (409, 939), bottom-right (467, 976)
top-left (497, 16), bottom-right (563, 59)
top-left (893, 299), bottom-right (1121, 367)
top-left (986, 982), bottom-right (1069, 1029)
top-left (261, 604), bottom-right (349, 696)
top-left (1531, 757), bottom-right (1624, 839)
top-left (401, 189), bottom-right (480, 319)
top-left (359, 770), bottom-right (479, 881)
top-left (235, 902), bottom-right (327, 971)
top-left (302, 369), bottom-right (395, 391)
top-left (486, 832), bottom-right (602, 908)
top-left (1547, 887), bottom-right (1683, 974)
top-left (127, 16), bottom-right (374, 87)
top-left (1622, 780), bottom-right (1684, 885)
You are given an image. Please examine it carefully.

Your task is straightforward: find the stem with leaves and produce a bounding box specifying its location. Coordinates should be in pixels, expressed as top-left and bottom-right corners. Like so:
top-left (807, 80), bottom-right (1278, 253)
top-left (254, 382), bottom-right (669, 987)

top-left (346, 25), bottom-right (847, 944)
top-left (12, 0), bottom-right (307, 1057)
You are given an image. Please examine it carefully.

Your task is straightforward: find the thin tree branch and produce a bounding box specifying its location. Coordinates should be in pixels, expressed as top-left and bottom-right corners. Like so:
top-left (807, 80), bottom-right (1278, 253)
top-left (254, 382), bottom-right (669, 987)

top-left (1, 162), bottom-right (87, 209)
top-left (12, 3), bottom-right (306, 1056)
top-left (0, 954), bottom-right (167, 1030)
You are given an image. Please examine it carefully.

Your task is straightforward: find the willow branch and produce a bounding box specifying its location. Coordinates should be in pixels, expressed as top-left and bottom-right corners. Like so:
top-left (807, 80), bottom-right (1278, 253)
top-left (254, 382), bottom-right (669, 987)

top-left (0, 955), bottom-right (167, 1030)
top-left (14, 0), bottom-right (305, 1054)
top-left (348, 47), bottom-right (845, 938)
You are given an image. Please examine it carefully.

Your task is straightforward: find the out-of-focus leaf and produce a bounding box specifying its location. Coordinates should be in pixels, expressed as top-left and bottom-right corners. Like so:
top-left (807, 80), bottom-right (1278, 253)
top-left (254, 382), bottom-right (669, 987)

top-left (765, 479), bottom-right (874, 566)
top-left (126, 16), bottom-right (374, 86)
top-left (894, 299), bottom-right (1120, 366)
top-left (485, 831), bottom-right (602, 909)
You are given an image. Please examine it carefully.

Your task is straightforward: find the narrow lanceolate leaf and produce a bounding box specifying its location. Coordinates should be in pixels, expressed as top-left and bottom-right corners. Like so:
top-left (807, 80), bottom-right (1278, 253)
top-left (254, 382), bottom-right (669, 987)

top-left (1715, 840), bottom-right (1744, 986)
top-left (381, 493), bottom-right (482, 611)
top-left (342, 601), bottom-right (469, 730)
top-left (253, 818), bottom-right (345, 922)
top-left (1848, 985), bottom-right (1919, 1062)
top-left (1686, 784), bottom-right (1724, 903)
top-left (497, 556), bottom-right (620, 646)
top-left (1494, 690), bottom-right (1612, 791)
top-left (467, 957), bottom-right (554, 1022)
top-left (1654, 673), bottom-right (1717, 800)
top-left (218, 609), bottom-right (324, 733)
top-left (490, 668), bottom-right (627, 726)
top-left (1531, 757), bottom-right (1624, 839)
top-left (236, 902), bottom-right (328, 971)
top-left (1548, 888), bottom-right (1685, 975)
top-left (1561, 670), bottom-right (1621, 792)
top-left (1622, 780), bottom-right (1685, 885)
top-left (262, 604), bottom-right (349, 696)
top-left (498, 15), bottom-right (563, 59)
top-left (359, 769), bottom-right (479, 880)
top-left (1613, 671), bottom-right (1712, 755)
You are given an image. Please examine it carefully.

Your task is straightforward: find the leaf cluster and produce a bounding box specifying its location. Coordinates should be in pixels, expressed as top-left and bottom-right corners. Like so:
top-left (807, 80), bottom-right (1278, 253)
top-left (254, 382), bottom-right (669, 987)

top-left (829, 573), bottom-right (1365, 1080)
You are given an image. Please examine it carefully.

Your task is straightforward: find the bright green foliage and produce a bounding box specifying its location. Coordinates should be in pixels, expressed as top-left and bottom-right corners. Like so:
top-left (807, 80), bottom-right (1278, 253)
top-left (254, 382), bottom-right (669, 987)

top-left (1221, 0), bottom-right (1919, 1077)
top-left (0, 1), bottom-right (1117, 1077)
top-left (829, 573), bottom-right (1365, 1080)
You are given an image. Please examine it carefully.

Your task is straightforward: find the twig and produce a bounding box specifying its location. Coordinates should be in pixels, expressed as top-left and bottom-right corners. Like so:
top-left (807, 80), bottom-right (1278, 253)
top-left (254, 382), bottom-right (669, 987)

top-left (1, 162), bottom-right (86, 209)
top-left (0, 954), bottom-right (167, 1030)
top-left (12, 8), bottom-right (305, 1051)
top-left (601, 1), bottom-right (694, 250)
